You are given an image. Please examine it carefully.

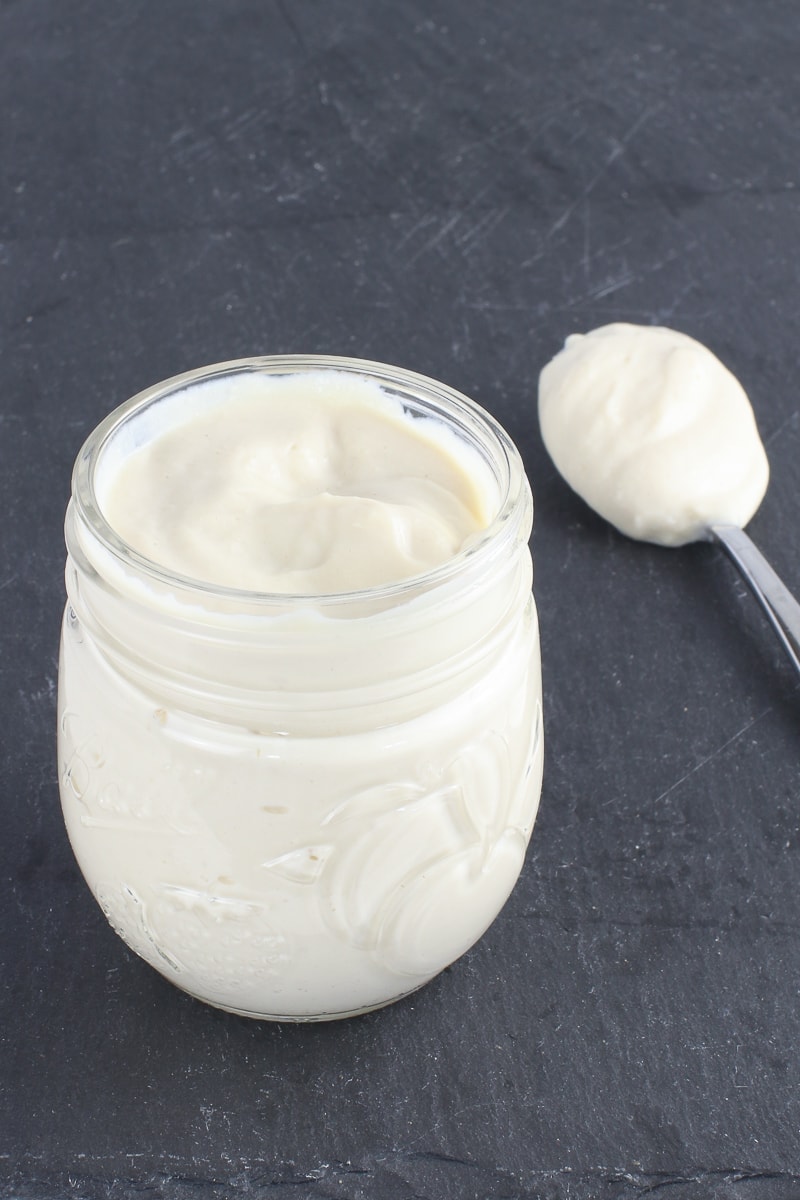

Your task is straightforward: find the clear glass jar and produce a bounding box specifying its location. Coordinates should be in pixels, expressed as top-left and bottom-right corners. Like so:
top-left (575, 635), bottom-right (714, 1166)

top-left (58, 356), bottom-right (543, 1021)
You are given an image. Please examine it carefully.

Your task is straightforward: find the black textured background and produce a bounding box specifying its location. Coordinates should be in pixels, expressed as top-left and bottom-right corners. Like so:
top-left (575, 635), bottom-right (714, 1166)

top-left (2, 2), bottom-right (800, 1198)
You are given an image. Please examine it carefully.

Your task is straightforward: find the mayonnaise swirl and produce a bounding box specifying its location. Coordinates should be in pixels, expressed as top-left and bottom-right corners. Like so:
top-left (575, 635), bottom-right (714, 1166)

top-left (102, 371), bottom-right (493, 593)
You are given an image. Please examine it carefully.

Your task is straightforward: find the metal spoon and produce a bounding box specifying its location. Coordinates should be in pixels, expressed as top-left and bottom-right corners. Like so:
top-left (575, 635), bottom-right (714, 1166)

top-left (709, 524), bottom-right (800, 678)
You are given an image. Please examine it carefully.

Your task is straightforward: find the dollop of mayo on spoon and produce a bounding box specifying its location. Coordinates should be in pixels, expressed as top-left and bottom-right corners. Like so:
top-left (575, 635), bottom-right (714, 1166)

top-left (538, 323), bottom-right (770, 546)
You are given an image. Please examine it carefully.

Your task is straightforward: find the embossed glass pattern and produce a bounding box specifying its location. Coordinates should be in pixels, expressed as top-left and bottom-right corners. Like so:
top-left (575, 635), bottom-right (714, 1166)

top-left (58, 356), bottom-right (544, 1021)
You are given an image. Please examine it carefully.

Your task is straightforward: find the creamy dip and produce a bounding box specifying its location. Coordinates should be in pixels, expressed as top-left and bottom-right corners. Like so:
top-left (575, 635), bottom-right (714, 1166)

top-left (101, 371), bottom-right (493, 593)
top-left (538, 323), bottom-right (769, 546)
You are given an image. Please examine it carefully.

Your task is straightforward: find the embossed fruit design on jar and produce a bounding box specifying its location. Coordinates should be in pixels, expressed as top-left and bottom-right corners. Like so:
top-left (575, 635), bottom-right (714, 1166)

top-left (58, 357), bottom-right (543, 1020)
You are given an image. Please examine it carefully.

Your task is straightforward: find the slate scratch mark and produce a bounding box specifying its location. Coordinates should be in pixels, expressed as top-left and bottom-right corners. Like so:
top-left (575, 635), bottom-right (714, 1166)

top-left (454, 205), bottom-right (508, 252)
top-left (546, 105), bottom-right (661, 241)
top-left (652, 706), bottom-right (772, 806)
top-left (167, 127), bottom-right (217, 168)
top-left (396, 211), bottom-right (439, 250)
top-left (274, 0), bottom-right (308, 55)
top-left (566, 244), bottom-right (699, 313)
top-left (592, 271), bottom-right (637, 299)
top-left (460, 300), bottom-right (533, 312)
top-left (224, 107), bottom-right (268, 141)
top-left (764, 409), bottom-right (799, 446)
top-left (406, 212), bottom-right (462, 264)
top-left (566, 270), bottom-right (638, 307)
top-left (452, 113), bottom-right (526, 158)
top-left (656, 279), bottom-right (698, 323)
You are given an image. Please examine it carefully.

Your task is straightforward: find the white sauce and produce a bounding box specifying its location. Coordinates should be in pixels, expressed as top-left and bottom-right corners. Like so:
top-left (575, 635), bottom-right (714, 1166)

top-left (101, 372), bottom-right (493, 593)
top-left (60, 365), bottom-right (543, 1019)
top-left (538, 323), bottom-right (770, 546)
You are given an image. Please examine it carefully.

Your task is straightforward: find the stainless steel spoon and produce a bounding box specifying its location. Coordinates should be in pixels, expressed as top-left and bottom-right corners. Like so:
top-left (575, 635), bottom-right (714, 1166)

top-left (709, 524), bottom-right (800, 678)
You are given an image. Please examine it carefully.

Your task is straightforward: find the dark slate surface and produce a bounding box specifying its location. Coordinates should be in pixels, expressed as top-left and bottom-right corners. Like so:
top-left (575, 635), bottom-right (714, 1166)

top-left (2, 1), bottom-right (800, 1197)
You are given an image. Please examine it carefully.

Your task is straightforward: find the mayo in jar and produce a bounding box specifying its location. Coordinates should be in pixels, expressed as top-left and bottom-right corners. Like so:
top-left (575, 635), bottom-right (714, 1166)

top-left (59, 357), bottom-right (543, 1020)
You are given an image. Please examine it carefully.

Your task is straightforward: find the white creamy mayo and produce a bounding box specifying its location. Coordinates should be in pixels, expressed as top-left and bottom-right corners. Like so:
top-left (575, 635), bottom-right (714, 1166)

top-left (101, 371), bottom-right (494, 593)
top-left (538, 323), bottom-right (770, 546)
top-left (59, 360), bottom-right (543, 1020)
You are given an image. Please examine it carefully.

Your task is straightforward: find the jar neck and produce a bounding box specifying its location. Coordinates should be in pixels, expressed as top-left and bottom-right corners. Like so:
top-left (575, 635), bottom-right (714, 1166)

top-left (65, 494), bottom-right (533, 731)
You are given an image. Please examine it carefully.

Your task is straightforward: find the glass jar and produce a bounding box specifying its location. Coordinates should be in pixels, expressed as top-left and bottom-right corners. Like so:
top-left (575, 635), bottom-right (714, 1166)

top-left (58, 356), bottom-right (543, 1021)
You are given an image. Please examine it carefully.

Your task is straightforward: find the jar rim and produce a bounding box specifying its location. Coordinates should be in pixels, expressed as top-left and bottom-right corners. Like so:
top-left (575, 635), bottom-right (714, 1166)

top-left (72, 354), bottom-right (531, 607)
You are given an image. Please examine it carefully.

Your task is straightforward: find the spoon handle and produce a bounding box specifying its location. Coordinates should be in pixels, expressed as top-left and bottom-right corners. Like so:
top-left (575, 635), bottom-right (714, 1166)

top-left (710, 523), bottom-right (800, 678)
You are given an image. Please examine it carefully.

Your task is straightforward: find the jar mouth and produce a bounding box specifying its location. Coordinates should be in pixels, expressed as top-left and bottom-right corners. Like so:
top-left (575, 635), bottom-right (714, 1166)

top-left (72, 354), bottom-right (530, 607)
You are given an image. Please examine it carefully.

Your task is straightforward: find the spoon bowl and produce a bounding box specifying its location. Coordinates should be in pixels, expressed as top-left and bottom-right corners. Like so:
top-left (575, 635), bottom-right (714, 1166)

top-left (538, 323), bottom-right (800, 679)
